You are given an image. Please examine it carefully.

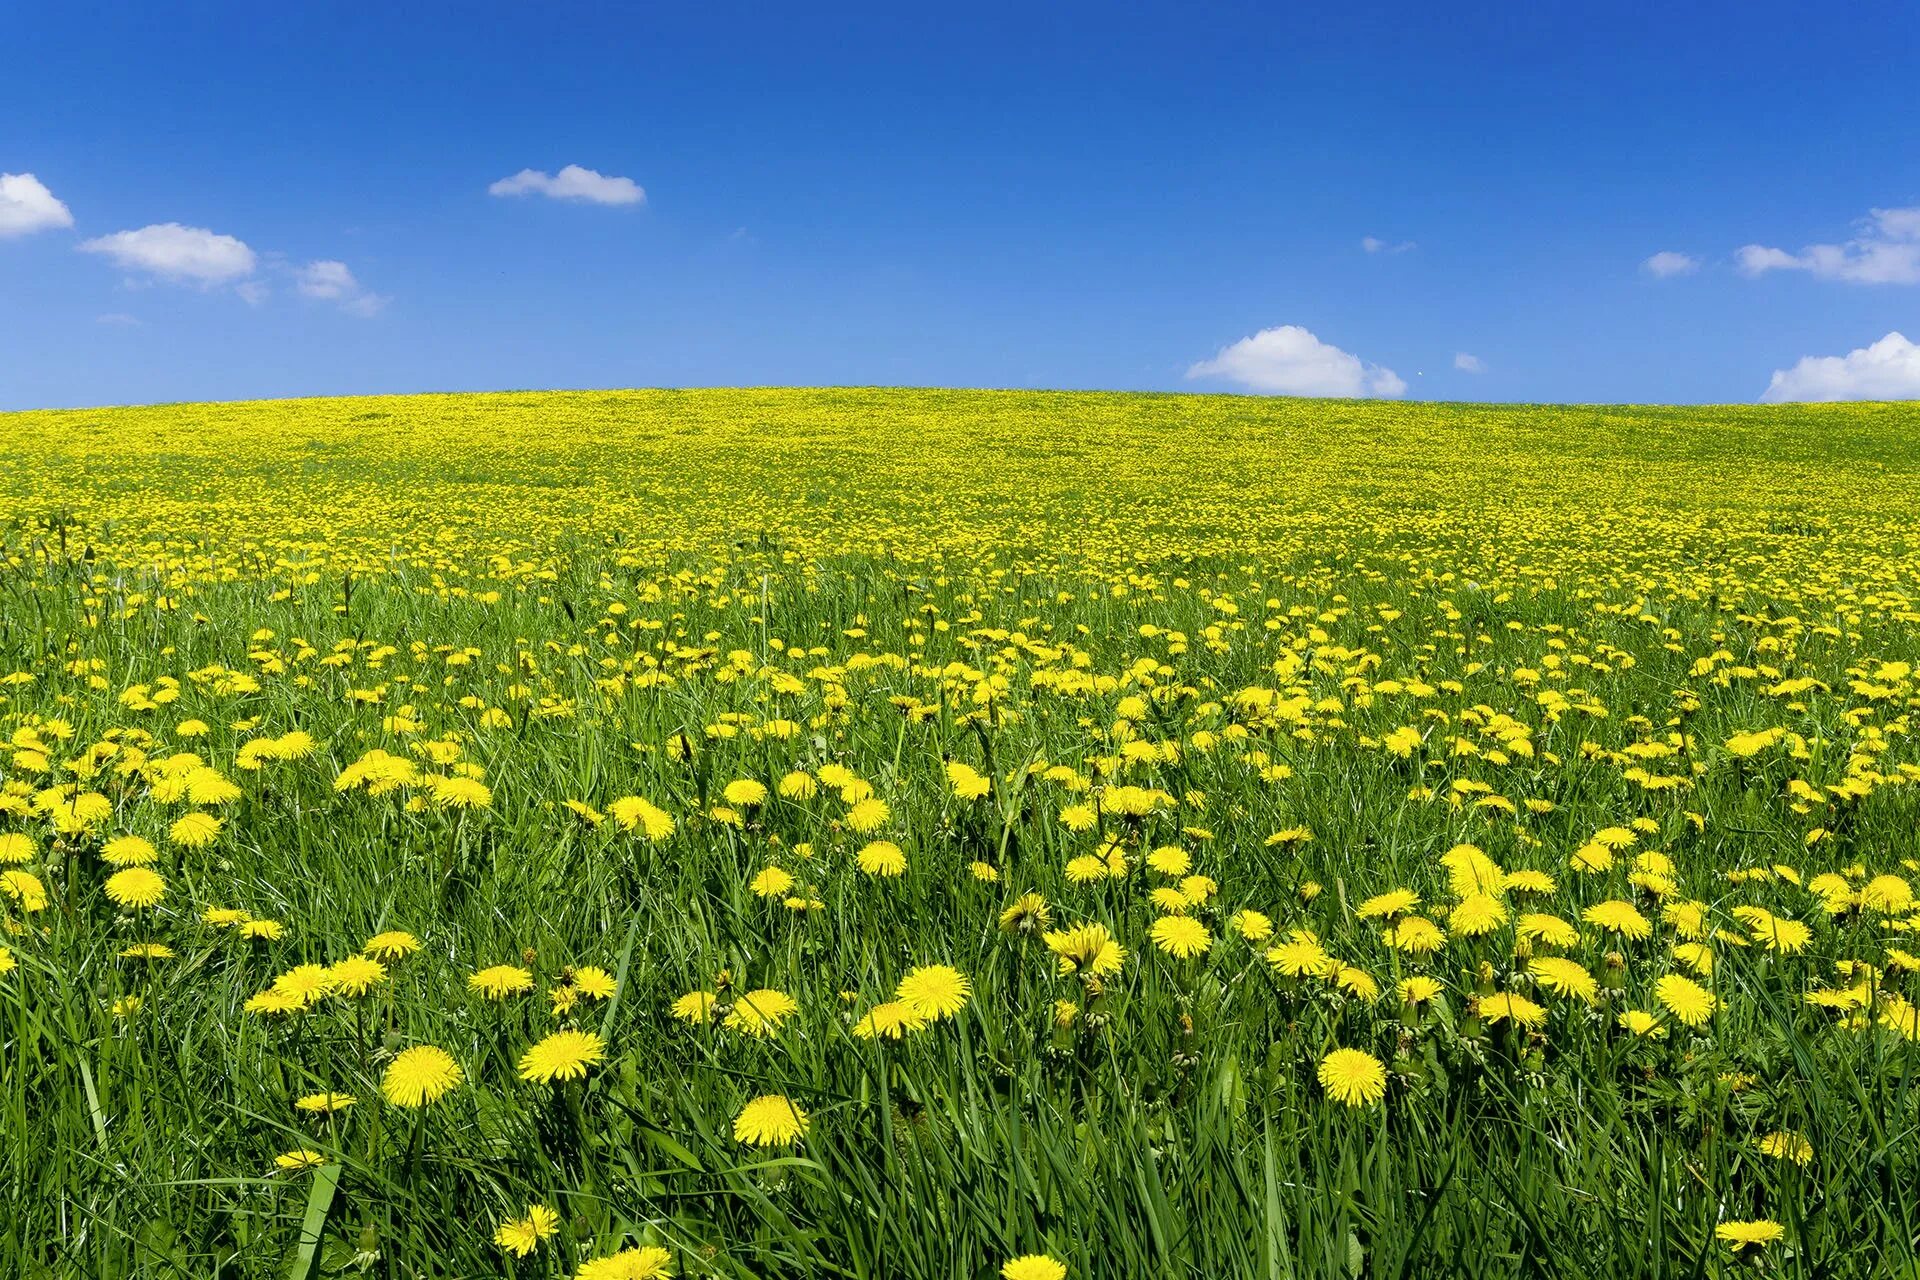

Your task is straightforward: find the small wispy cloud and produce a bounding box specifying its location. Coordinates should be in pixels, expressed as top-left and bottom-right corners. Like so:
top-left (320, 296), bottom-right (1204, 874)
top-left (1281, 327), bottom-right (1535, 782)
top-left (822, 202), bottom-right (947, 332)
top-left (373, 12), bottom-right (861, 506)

top-left (1453, 352), bottom-right (1486, 374)
top-left (1642, 251), bottom-right (1699, 278)
top-left (0, 172), bottom-right (73, 237)
top-left (1737, 207), bottom-right (1920, 285)
top-left (1361, 235), bottom-right (1416, 255)
top-left (79, 222), bottom-right (257, 286)
top-left (296, 259), bottom-right (387, 316)
top-left (489, 164), bottom-right (645, 206)
top-left (1188, 325), bottom-right (1406, 398)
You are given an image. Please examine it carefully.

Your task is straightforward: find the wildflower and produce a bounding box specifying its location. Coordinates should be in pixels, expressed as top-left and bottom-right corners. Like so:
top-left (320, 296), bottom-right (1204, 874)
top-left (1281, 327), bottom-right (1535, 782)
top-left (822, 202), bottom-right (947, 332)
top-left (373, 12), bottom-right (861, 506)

top-left (104, 866), bottom-right (167, 909)
top-left (1528, 957), bottom-right (1598, 1003)
top-left (169, 811), bottom-right (222, 847)
top-left (722, 778), bottom-right (768, 807)
top-left (240, 918), bottom-right (285, 941)
top-left (672, 991), bottom-right (717, 1023)
top-left (1382, 725), bottom-right (1423, 757)
top-left (1449, 892), bottom-right (1507, 936)
top-left (1266, 932), bottom-right (1334, 977)
top-left (572, 965), bottom-right (617, 999)
top-left (946, 761), bottom-right (991, 799)
top-left (750, 866), bottom-right (796, 897)
top-left (609, 796), bottom-right (675, 841)
top-left (1583, 899), bottom-right (1652, 940)
top-left (1150, 914), bottom-right (1212, 959)
top-left (853, 1000), bottom-right (929, 1039)
top-left (273, 964), bottom-right (334, 1007)
top-left (844, 796), bottom-right (890, 832)
top-left (576, 1245), bottom-right (673, 1279)
top-left (518, 1029), bottom-right (607, 1083)
top-left (1480, 992), bottom-right (1547, 1028)
top-left (1229, 908), bottom-right (1273, 942)
top-left (1383, 916), bottom-right (1445, 953)
top-left (1714, 1220), bottom-right (1785, 1252)
top-left (733, 1094), bottom-right (809, 1146)
top-left (274, 1149), bottom-right (326, 1171)
top-left (1, 869), bottom-right (47, 912)
top-left (999, 892), bottom-right (1052, 932)
top-left (1758, 1131), bottom-right (1813, 1165)
top-left (1147, 846), bottom-right (1191, 877)
top-left (1178, 873), bottom-right (1217, 903)
top-left (431, 774), bottom-right (492, 808)
top-left (896, 965), bottom-right (970, 1020)
top-left (494, 1204), bottom-right (560, 1258)
top-left (364, 930), bottom-right (421, 960)
top-left (327, 955), bottom-right (386, 996)
top-left (381, 1045), bottom-right (463, 1107)
top-left (1618, 1009), bottom-right (1665, 1037)
top-left (1654, 973), bottom-right (1716, 1027)
top-left (1318, 1047), bottom-right (1388, 1107)
top-left (856, 840), bottom-right (906, 876)
top-left (1503, 868), bottom-right (1556, 894)
top-left (469, 964), bottom-right (535, 999)
top-left (1357, 888), bottom-right (1419, 919)
top-left (1045, 923), bottom-right (1125, 976)
top-left (1064, 854), bottom-right (1107, 883)
top-left (295, 1092), bottom-right (356, 1114)
top-left (1399, 975), bottom-right (1443, 1004)
top-left (1058, 804), bottom-right (1098, 832)
top-left (1002, 1258), bottom-right (1068, 1280)
top-left (119, 942), bottom-right (175, 959)
top-left (100, 835), bottom-right (158, 866)
top-left (725, 988), bottom-right (799, 1037)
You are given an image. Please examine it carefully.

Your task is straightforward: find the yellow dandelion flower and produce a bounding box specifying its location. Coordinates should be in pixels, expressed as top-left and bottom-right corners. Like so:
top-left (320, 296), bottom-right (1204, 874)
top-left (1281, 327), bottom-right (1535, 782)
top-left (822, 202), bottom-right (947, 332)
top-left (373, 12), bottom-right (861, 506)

top-left (576, 1245), bottom-right (672, 1279)
top-left (518, 1029), bottom-right (607, 1083)
top-left (1318, 1047), bottom-right (1387, 1107)
top-left (733, 1093), bottom-right (809, 1146)
top-left (896, 964), bottom-right (970, 1020)
top-left (724, 988), bottom-right (799, 1037)
top-left (1001, 1257), bottom-right (1068, 1280)
top-left (494, 1204), bottom-right (560, 1258)
top-left (380, 1045), bottom-right (463, 1108)
top-left (468, 964), bottom-right (535, 999)
top-left (1150, 914), bottom-right (1213, 959)
top-left (856, 840), bottom-right (906, 877)
top-left (104, 866), bottom-right (166, 909)
top-left (1654, 973), bottom-right (1716, 1027)
top-left (1714, 1220), bottom-right (1784, 1252)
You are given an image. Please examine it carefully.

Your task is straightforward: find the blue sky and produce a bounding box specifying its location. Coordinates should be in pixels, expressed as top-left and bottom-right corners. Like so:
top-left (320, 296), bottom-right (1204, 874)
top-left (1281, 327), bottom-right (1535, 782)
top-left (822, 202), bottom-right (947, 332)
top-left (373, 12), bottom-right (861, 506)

top-left (4, 1), bottom-right (1918, 409)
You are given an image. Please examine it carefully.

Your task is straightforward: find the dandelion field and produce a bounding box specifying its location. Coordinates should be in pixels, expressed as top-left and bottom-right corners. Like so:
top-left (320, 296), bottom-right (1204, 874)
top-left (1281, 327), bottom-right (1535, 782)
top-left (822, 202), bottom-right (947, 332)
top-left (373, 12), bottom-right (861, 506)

top-left (3, 388), bottom-right (1920, 1278)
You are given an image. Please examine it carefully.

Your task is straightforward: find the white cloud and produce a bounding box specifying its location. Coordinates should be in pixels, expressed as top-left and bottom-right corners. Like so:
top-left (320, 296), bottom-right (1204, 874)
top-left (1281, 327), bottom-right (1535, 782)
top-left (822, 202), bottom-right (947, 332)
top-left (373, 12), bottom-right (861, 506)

top-left (1361, 235), bottom-right (1416, 254)
top-left (1187, 325), bottom-right (1407, 398)
top-left (1760, 332), bottom-right (1920, 402)
top-left (488, 164), bottom-right (645, 205)
top-left (236, 280), bottom-right (269, 306)
top-left (296, 259), bottom-right (386, 316)
top-left (1643, 251), bottom-right (1699, 278)
top-left (1737, 207), bottom-right (1920, 285)
top-left (1454, 352), bottom-right (1486, 374)
top-left (78, 222), bottom-right (256, 285)
top-left (0, 172), bottom-right (74, 237)
top-left (96, 312), bottom-right (141, 327)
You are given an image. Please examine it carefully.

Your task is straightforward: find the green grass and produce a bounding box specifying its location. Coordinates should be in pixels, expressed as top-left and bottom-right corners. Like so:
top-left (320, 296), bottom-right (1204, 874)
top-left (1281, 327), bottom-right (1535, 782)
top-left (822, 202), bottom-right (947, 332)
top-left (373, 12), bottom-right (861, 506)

top-left (1, 389), bottom-right (1918, 1278)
